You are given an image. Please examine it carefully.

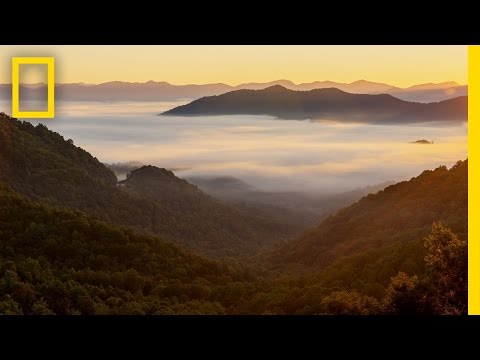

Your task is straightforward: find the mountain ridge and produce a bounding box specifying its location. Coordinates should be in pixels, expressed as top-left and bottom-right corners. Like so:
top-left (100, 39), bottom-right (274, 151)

top-left (0, 80), bottom-right (467, 103)
top-left (161, 85), bottom-right (467, 122)
top-left (264, 159), bottom-right (467, 270)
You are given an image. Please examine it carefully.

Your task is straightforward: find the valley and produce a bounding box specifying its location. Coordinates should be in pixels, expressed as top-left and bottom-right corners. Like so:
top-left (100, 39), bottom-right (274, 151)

top-left (0, 112), bottom-right (467, 314)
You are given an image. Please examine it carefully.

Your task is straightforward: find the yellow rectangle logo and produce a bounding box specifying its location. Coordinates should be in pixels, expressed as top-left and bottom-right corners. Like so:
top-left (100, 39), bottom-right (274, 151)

top-left (11, 57), bottom-right (55, 118)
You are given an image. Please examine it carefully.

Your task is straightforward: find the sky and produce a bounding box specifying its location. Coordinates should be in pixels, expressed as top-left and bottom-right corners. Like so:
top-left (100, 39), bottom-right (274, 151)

top-left (0, 45), bottom-right (468, 87)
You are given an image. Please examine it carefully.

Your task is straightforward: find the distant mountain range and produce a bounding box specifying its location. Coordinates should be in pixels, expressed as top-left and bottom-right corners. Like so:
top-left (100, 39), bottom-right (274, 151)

top-left (0, 80), bottom-right (467, 103)
top-left (162, 86), bottom-right (467, 123)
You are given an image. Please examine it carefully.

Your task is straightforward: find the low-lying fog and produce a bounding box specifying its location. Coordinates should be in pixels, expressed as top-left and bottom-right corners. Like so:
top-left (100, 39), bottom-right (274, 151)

top-left (7, 100), bottom-right (468, 193)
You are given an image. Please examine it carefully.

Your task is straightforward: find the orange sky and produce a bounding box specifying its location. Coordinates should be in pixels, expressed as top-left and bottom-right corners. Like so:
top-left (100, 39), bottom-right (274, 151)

top-left (0, 45), bottom-right (467, 87)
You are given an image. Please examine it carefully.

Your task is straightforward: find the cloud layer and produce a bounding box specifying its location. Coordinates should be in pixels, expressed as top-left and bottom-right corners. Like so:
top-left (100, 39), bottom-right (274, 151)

top-left (14, 101), bottom-right (468, 192)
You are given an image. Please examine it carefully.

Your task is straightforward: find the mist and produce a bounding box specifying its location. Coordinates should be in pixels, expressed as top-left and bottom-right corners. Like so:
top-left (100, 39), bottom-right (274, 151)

top-left (3, 100), bottom-right (467, 193)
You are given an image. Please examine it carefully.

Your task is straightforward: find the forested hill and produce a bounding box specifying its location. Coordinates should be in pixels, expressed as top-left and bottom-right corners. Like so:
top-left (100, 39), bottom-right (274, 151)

top-left (0, 114), bottom-right (296, 257)
top-left (265, 160), bottom-right (468, 269)
top-left (0, 183), bottom-right (253, 314)
top-left (119, 165), bottom-right (297, 255)
top-left (162, 86), bottom-right (467, 123)
top-left (1, 182), bottom-right (466, 314)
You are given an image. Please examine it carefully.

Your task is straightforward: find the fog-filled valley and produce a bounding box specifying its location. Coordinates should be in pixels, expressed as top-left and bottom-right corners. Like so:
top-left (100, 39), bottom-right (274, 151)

top-left (0, 90), bottom-right (468, 315)
top-left (3, 100), bottom-right (466, 195)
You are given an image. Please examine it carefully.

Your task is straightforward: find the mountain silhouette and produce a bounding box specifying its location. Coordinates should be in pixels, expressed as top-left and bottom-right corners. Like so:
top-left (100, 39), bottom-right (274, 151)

top-left (162, 86), bottom-right (467, 123)
top-left (0, 80), bottom-right (467, 103)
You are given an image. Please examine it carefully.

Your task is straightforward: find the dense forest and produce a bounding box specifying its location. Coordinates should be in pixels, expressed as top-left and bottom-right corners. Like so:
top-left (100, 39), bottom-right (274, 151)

top-left (0, 183), bottom-right (467, 314)
top-left (0, 114), bottom-right (468, 314)
top-left (0, 183), bottom-right (253, 314)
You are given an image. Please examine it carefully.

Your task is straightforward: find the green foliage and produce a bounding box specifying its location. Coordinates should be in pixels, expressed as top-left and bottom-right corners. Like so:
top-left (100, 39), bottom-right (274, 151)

top-left (0, 185), bottom-right (254, 314)
top-left (238, 224), bottom-right (467, 315)
top-left (0, 175), bottom-right (467, 315)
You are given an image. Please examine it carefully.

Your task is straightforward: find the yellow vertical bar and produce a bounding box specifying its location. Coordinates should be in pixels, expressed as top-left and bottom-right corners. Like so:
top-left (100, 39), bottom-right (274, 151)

top-left (469, 45), bottom-right (480, 315)
top-left (47, 58), bottom-right (55, 116)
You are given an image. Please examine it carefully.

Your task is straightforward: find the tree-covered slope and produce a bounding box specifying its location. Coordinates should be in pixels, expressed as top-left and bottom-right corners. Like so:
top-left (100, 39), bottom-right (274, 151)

top-left (0, 114), bottom-right (295, 257)
top-left (119, 165), bottom-right (297, 255)
top-left (1, 183), bottom-right (465, 314)
top-left (241, 223), bottom-right (466, 314)
top-left (265, 160), bottom-right (467, 269)
top-left (0, 183), bottom-right (255, 314)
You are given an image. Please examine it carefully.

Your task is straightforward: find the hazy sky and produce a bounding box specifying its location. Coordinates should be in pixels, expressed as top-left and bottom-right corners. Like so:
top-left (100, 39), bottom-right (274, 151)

top-left (0, 45), bottom-right (467, 87)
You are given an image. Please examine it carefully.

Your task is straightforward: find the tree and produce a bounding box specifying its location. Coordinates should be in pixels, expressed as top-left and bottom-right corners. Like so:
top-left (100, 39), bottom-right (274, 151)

top-left (383, 272), bottom-right (422, 314)
top-left (31, 299), bottom-right (55, 315)
top-left (423, 223), bottom-right (467, 315)
top-left (0, 295), bottom-right (23, 315)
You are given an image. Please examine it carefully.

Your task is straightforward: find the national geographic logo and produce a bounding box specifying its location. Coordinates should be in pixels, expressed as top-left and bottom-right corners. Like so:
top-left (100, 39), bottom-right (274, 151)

top-left (11, 57), bottom-right (55, 118)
